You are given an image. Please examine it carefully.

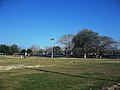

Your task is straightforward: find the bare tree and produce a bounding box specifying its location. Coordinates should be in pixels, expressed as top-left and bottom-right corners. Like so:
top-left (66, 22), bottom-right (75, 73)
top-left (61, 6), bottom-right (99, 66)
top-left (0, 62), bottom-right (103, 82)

top-left (30, 45), bottom-right (40, 54)
top-left (58, 34), bottom-right (74, 55)
top-left (94, 36), bottom-right (117, 58)
top-left (44, 47), bottom-right (52, 54)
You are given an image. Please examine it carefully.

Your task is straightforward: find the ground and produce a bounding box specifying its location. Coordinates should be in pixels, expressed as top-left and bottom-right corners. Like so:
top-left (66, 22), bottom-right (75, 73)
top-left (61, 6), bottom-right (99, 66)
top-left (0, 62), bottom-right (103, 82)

top-left (0, 56), bottom-right (120, 90)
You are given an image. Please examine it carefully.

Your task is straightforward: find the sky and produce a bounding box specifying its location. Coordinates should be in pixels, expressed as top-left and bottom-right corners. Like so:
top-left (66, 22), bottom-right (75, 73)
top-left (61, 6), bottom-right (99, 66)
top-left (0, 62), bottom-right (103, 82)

top-left (0, 0), bottom-right (120, 48)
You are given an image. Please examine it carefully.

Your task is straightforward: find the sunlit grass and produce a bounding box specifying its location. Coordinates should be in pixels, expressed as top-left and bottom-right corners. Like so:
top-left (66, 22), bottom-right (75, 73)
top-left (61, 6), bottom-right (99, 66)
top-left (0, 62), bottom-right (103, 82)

top-left (0, 56), bottom-right (120, 90)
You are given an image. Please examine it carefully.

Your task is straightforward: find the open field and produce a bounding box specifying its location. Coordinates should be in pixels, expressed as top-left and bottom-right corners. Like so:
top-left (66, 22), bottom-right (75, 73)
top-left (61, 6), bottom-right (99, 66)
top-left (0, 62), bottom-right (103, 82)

top-left (0, 56), bottom-right (120, 90)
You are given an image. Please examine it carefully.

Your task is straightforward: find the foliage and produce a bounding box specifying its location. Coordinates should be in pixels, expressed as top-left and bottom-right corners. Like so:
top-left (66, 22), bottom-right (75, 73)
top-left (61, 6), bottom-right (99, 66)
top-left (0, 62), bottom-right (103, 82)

top-left (53, 46), bottom-right (63, 54)
top-left (27, 49), bottom-right (32, 54)
top-left (72, 29), bottom-right (98, 58)
top-left (0, 44), bottom-right (9, 54)
top-left (0, 44), bottom-right (20, 55)
top-left (9, 44), bottom-right (20, 55)
top-left (72, 29), bottom-right (117, 58)
top-left (21, 49), bottom-right (26, 55)
top-left (44, 46), bottom-right (63, 55)
top-left (0, 29), bottom-right (119, 57)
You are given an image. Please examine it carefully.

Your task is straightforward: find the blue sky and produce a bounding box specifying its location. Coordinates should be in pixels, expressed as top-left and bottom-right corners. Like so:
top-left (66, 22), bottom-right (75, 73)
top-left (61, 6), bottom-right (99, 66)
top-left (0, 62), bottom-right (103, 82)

top-left (0, 0), bottom-right (120, 48)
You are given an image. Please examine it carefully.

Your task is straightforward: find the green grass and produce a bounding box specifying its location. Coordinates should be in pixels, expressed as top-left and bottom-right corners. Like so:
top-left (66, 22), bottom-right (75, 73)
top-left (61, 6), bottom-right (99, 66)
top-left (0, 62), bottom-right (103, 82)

top-left (0, 56), bottom-right (120, 90)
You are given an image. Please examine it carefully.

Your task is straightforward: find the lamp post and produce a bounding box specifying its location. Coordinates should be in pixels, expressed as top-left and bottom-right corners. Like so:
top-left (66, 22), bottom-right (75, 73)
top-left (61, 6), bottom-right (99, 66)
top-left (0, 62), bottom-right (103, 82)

top-left (50, 38), bottom-right (54, 58)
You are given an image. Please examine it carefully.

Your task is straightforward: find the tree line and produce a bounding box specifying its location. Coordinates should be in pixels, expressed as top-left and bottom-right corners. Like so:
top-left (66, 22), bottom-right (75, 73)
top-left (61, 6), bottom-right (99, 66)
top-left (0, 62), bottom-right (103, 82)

top-left (0, 29), bottom-right (120, 58)
top-left (0, 44), bottom-right (20, 55)
top-left (0, 44), bottom-right (63, 56)
top-left (58, 29), bottom-right (120, 58)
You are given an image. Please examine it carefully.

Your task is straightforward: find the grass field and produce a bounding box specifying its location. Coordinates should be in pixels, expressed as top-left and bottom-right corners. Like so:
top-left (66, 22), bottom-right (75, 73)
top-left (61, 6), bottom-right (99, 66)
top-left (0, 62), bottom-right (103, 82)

top-left (0, 56), bottom-right (120, 90)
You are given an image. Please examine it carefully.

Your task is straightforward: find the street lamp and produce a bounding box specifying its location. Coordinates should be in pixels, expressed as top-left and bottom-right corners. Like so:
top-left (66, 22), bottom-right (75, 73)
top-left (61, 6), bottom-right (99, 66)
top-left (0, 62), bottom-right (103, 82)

top-left (50, 38), bottom-right (54, 58)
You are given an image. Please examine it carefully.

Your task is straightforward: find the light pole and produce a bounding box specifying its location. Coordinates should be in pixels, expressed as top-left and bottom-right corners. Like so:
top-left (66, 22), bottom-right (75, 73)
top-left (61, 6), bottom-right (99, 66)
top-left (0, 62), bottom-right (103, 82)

top-left (50, 38), bottom-right (54, 58)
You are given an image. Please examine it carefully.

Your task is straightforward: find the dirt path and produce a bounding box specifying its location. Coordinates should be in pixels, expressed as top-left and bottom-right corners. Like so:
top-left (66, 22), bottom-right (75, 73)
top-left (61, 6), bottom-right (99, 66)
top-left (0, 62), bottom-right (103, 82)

top-left (0, 65), bottom-right (40, 70)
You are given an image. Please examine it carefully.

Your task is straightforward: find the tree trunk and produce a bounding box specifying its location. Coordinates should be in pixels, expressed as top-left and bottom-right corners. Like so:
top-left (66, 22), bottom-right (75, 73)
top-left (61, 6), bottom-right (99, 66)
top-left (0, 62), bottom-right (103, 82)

top-left (84, 53), bottom-right (87, 58)
top-left (96, 55), bottom-right (98, 58)
top-left (100, 55), bottom-right (102, 58)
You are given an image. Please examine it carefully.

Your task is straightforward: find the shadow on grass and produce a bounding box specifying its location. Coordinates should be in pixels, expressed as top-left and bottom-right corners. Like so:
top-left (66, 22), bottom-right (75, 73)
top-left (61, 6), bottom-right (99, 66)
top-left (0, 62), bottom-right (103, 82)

top-left (25, 68), bottom-right (118, 82)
